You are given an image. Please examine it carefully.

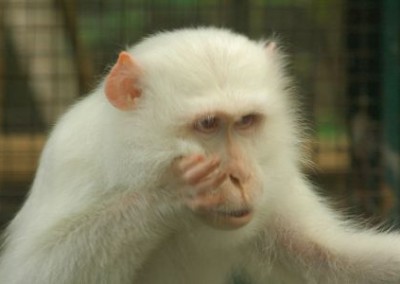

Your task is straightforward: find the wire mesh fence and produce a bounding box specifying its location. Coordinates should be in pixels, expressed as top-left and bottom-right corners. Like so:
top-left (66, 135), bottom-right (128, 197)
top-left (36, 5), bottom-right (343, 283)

top-left (1, 0), bottom-right (399, 229)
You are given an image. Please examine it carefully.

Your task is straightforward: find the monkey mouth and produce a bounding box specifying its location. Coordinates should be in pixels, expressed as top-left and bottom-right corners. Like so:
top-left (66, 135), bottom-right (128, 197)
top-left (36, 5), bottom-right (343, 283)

top-left (214, 209), bottom-right (251, 218)
top-left (203, 208), bottom-right (253, 230)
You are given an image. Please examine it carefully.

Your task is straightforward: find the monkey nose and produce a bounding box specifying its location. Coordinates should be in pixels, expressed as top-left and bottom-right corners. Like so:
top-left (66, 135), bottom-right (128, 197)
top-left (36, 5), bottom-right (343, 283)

top-left (228, 173), bottom-right (250, 204)
top-left (229, 174), bottom-right (242, 189)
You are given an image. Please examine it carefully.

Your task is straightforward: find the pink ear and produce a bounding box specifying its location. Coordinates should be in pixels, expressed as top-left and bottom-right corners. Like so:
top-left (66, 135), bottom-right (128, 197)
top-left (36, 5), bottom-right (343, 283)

top-left (264, 40), bottom-right (277, 54)
top-left (105, 51), bottom-right (141, 111)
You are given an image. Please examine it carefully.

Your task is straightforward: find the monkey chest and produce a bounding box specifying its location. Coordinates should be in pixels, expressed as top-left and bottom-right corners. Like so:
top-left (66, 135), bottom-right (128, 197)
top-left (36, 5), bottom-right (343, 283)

top-left (134, 238), bottom-right (234, 284)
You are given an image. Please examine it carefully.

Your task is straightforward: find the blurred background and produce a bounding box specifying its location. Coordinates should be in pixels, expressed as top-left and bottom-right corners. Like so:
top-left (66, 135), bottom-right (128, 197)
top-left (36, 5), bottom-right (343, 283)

top-left (0, 0), bottom-right (399, 232)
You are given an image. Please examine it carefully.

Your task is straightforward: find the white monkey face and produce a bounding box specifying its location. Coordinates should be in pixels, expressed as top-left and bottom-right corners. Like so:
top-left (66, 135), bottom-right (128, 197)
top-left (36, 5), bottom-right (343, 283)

top-left (134, 34), bottom-right (297, 230)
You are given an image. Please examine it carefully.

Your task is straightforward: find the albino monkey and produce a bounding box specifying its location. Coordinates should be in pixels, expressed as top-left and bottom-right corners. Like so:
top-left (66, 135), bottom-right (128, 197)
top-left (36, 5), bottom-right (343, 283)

top-left (1, 27), bottom-right (400, 284)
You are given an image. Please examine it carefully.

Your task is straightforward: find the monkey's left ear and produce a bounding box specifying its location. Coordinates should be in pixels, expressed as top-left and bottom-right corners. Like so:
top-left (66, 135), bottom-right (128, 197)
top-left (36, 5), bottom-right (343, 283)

top-left (105, 51), bottom-right (141, 111)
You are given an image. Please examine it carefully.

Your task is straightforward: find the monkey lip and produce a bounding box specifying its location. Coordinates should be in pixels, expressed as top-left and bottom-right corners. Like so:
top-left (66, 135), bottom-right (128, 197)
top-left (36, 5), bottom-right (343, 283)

top-left (214, 209), bottom-right (252, 218)
top-left (207, 208), bottom-right (253, 230)
top-left (201, 208), bottom-right (253, 230)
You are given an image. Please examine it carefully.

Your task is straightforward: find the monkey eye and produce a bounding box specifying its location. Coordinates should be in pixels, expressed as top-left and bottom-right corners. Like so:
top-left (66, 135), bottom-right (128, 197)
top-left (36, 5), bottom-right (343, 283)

top-left (194, 115), bottom-right (220, 133)
top-left (235, 114), bottom-right (259, 129)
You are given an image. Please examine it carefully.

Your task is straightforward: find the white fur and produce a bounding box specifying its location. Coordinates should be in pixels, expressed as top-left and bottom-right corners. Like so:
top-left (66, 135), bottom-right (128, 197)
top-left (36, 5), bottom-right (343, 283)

top-left (1, 27), bottom-right (400, 284)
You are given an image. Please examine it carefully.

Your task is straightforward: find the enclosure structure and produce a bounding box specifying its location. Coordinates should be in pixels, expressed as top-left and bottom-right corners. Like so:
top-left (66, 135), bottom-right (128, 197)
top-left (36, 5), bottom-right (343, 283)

top-left (0, 0), bottom-right (398, 229)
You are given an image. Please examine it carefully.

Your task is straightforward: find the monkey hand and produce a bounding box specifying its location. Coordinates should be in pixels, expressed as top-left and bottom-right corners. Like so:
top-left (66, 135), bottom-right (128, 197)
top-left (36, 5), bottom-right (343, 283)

top-left (173, 154), bottom-right (227, 215)
top-left (173, 154), bottom-right (254, 230)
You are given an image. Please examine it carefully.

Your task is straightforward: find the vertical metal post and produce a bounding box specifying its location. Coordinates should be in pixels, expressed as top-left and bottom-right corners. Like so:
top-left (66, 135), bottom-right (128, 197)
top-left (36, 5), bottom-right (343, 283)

top-left (382, 0), bottom-right (400, 223)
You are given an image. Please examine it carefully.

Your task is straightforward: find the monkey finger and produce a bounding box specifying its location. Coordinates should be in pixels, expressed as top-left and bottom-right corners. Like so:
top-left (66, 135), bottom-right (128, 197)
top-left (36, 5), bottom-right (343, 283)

top-left (182, 171), bottom-right (226, 204)
top-left (177, 154), bottom-right (205, 172)
top-left (182, 156), bottom-right (221, 186)
top-left (185, 192), bottom-right (224, 213)
top-left (192, 170), bottom-right (227, 196)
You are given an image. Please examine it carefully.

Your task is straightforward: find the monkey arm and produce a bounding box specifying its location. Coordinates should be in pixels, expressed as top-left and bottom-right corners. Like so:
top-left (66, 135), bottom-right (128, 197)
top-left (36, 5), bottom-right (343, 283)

top-left (0, 190), bottom-right (181, 284)
top-left (245, 176), bottom-right (400, 284)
